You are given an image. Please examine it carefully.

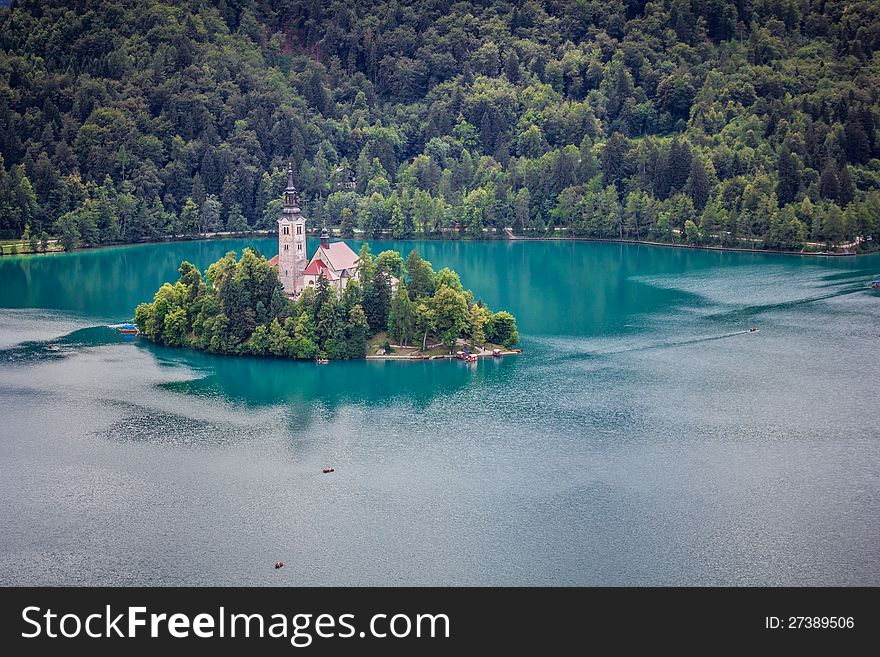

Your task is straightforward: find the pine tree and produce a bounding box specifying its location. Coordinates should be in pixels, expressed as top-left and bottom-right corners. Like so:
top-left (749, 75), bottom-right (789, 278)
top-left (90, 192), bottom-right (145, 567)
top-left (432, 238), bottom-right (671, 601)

top-left (180, 198), bottom-right (200, 234)
top-left (480, 111), bottom-right (494, 151)
top-left (600, 133), bottom-right (631, 187)
top-left (404, 250), bottom-right (435, 298)
top-left (200, 194), bottom-right (222, 232)
top-left (776, 144), bottom-right (799, 206)
top-left (688, 154), bottom-right (711, 211)
top-left (388, 284), bottom-right (416, 345)
top-left (819, 161), bottom-right (839, 201)
top-left (191, 174), bottom-right (207, 207)
top-left (362, 266), bottom-right (391, 332)
top-left (340, 207), bottom-right (354, 238)
top-left (837, 163), bottom-right (855, 206)
top-left (345, 304), bottom-right (369, 358)
top-left (844, 116), bottom-right (870, 164)
top-left (822, 203), bottom-right (844, 246)
top-left (226, 203), bottom-right (249, 232)
top-left (504, 51), bottom-right (519, 83)
top-left (55, 212), bottom-right (80, 251)
top-left (668, 139), bottom-right (692, 192)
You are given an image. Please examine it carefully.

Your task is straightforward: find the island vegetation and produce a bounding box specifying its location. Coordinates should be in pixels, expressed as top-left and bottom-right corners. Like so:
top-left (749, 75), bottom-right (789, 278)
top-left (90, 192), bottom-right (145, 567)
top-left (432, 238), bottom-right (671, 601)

top-left (134, 247), bottom-right (519, 360)
top-left (2, 0), bottom-right (880, 255)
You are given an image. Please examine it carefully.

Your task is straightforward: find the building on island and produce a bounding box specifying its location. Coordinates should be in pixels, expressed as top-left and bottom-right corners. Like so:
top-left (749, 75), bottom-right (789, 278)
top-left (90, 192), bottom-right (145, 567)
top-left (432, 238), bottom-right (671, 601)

top-left (268, 163), bottom-right (361, 297)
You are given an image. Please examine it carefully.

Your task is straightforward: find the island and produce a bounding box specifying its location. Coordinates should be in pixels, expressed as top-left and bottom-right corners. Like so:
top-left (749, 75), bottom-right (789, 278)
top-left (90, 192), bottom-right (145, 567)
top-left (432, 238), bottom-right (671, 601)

top-left (136, 167), bottom-right (519, 361)
top-left (134, 245), bottom-right (519, 361)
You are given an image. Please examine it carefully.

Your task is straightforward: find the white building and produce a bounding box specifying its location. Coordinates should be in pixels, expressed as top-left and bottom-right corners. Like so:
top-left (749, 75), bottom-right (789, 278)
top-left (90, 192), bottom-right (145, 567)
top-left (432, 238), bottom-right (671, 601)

top-left (268, 164), bottom-right (361, 296)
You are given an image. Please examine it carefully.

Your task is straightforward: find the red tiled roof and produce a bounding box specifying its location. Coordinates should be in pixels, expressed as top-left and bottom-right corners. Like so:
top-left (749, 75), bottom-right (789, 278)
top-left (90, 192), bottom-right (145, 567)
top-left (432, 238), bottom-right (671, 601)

top-left (304, 258), bottom-right (339, 280)
top-left (303, 258), bottom-right (327, 275)
top-left (267, 255), bottom-right (279, 267)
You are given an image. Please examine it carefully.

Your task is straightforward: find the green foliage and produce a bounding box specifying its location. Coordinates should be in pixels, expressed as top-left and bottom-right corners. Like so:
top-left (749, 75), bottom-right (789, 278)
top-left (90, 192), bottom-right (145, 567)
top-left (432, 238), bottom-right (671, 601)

top-left (684, 220), bottom-right (701, 245)
top-left (2, 0), bottom-right (877, 252)
top-left (55, 213), bottom-right (80, 251)
top-left (433, 267), bottom-right (463, 294)
top-left (432, 285), bottom-right (469, 352)
top-left (248, 324), bottom-right (270, 356)
top-left (467, 304), bottom-right (491, 346)
top-left (376, 250), bottom-right (405, 279)
top-left (135, 246), bottom-right (519, 359)
top-left (162, 307), bottom-right (189, 347)
top-left (345, 304), bottom-right (369, 359)
top-left (361, 263), bottom-right (392, 332)
top-left (404, 250), bottom-right (435, 298)
top-left (388, 285), bottom-right (416, 346)
top-left (485, 311), bottom-right (519, 349)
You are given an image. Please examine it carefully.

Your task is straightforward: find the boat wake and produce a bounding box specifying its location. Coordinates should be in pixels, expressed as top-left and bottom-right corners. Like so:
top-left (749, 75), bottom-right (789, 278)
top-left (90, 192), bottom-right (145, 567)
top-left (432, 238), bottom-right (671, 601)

top-left (705, 283), bottom-right (868, 322)
top-left (587, 329), bottom-right (760, 357)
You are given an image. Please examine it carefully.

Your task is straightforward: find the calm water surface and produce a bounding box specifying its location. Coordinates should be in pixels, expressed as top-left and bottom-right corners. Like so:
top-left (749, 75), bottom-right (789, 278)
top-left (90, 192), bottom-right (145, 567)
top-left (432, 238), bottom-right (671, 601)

top-left (1, 238), bottom-right (878, 585)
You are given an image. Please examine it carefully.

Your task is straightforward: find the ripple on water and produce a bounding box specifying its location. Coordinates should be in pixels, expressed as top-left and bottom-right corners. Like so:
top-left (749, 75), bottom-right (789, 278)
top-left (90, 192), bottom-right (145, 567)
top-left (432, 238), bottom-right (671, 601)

top-left (1, 242), bottom-right (879, 585)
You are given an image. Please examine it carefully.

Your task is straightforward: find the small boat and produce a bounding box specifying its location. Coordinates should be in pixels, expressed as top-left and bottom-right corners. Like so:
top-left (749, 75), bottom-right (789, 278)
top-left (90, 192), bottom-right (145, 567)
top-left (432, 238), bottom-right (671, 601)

top-left (46, 343), bottom-right (60, 352)
top-left (118, 324), bottom-right (139, 334)
top-left (315, 358), bottom-right (329, 364)
top-left (465, 354), bottom-right (478, 363)
top-left (492, 349), bottom-right (502, 357)
top-left (749, 327), bottom-right (759, 333)
top-left (322, 467), bottom-right (335, 474)
top-left (274, 562), bottom-right (284, 569)
top-left (871, 280), bottom-right (880, 289)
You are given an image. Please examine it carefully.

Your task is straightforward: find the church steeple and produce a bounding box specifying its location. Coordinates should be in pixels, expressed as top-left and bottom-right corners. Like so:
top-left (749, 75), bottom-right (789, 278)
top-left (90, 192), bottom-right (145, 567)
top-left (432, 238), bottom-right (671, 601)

top-left (278, 158), bottom-right (307, 296)
top-left (283, 161), bottom-right (300, 212)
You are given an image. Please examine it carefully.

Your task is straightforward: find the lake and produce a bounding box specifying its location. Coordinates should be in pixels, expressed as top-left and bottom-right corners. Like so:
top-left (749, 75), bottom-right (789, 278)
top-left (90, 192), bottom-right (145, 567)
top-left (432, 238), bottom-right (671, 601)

top-left (1, 237), bottom-right (879, 585)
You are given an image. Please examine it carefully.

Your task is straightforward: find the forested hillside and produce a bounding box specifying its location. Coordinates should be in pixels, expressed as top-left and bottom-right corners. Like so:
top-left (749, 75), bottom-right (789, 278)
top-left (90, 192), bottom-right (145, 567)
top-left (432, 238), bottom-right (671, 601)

top-left (1, 0), bottom-right (879, 251)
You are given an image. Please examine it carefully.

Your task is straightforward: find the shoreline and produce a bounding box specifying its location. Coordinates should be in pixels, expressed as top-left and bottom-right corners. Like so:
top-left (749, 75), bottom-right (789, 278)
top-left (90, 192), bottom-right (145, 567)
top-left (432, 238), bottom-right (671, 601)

top-left (365, 350), bottom-right (522, 361)
top-left (500, 234), bottom-right (862, 257)
top-left (2, 228), bottom-right (873, 259)
top-left (127, 333), bottom-right (523, 364)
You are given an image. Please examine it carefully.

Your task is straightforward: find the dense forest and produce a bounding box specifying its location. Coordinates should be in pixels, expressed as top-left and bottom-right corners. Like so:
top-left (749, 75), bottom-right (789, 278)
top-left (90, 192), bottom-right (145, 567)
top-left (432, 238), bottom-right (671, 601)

top-left (2, 0), bottom-right (880, 252)
top-left (134, 246), bottom-right (519, 359)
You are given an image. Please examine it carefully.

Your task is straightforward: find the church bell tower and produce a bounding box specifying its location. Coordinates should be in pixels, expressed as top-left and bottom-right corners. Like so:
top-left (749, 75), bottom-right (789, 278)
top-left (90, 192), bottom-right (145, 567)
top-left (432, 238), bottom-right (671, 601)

top-left (278, 162), bottom-right (307, 296)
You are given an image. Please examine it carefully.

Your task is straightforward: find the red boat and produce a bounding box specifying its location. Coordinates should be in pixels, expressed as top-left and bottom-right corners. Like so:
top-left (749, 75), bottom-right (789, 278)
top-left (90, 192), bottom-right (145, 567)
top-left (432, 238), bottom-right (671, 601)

top-left (322, 467), bottom-right (335, 474)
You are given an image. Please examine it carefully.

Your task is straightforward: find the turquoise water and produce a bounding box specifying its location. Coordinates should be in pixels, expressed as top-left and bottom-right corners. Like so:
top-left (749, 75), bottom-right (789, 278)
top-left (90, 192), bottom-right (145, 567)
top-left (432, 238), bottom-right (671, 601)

top-left (1, 238), bottom-right (879, 585)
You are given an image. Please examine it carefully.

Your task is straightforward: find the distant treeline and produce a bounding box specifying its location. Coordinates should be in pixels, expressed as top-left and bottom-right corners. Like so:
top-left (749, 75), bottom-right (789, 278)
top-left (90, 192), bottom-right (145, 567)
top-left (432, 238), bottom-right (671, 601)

top-left (2, 0), bottom-right (879, 251)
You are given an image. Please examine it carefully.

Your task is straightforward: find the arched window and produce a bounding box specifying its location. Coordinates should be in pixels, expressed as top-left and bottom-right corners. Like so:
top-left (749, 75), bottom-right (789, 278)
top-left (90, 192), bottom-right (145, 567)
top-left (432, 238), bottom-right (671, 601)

top-left (297, 244), bottom-right (302, 251)
top-left (296, 225), bottom-right (302, 235)
top-left (283, 226), bottom-right (289, 235)
top-left (284, 244), bottom-right (288, 251)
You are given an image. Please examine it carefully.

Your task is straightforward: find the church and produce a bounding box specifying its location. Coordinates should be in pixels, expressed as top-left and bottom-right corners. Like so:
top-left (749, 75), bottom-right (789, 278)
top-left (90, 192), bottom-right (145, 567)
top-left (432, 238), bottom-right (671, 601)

top-left (267, 165), bottom-right (361, 297)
